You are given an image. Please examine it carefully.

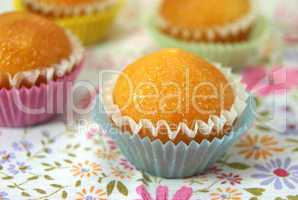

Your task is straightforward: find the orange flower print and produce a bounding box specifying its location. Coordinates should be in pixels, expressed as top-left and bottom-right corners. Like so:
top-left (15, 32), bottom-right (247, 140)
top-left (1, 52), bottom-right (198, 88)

top-left (211, 188), bottom-right (242, 200)
top-left (71, 161), bottom-right (102, 179)
top-left (235, 134), bottom-right (283, 160)
top-left (111, 166), bottom-right (133, 179)
top-left (76, 186), bottom-right (107, 200)
top-left (96, 148), bottom-right (119, 160)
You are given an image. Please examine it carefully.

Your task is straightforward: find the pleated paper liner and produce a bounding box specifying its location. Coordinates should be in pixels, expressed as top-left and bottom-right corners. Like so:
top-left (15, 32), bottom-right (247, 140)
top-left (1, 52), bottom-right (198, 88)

top-left (0, 62), bottom-right (83, 128)
top-left (146, 15), bottom-right (271, 68)
top-left (93, 95), bottom-right (256, 178)
top-left (14, 0), bottom-right (125, 46)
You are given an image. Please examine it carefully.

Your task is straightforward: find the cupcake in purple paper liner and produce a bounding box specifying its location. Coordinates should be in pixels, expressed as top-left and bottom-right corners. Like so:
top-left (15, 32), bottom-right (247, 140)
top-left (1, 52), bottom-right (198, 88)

top-left (0, 12), bottom-right (84, 127)
top-left (93, 49), bottom-right (256, 178)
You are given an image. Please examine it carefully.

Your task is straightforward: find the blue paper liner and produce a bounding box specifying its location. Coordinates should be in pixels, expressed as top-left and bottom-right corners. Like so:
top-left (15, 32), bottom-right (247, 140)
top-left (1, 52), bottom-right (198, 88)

top-left (93, 96), bottom-right (256, 178)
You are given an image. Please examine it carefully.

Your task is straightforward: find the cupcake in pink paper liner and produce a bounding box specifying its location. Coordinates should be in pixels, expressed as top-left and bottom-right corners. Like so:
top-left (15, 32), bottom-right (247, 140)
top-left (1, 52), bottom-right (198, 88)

top-left (274, 0), bottom-right (298, 44)
top-left (0, 12), bottom-right (84, 127)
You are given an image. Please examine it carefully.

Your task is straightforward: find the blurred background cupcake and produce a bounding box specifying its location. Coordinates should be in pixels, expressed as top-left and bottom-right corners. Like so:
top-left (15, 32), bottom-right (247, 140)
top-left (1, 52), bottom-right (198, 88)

top-left (146, 0), bottom-right (271, 68)
top-left (14, 0), bottom-right (125, 46)
top-left (0, 12), bottom-right (83, 127)
top-left (94, 49), bottom-right (256, 178)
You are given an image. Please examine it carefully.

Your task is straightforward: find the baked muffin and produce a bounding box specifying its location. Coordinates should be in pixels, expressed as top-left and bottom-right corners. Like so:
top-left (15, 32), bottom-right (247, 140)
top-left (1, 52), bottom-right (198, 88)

top-left (112, 49), bottom-right (236, 144)
top-left (146, 0), bottom-right (271, 67)
top-left (0, 12), bottom-right (83, 127)
top-left (94, 49), bottom-right (255, 178)
top-left (14, 0), bottom-right (124, 45)
top-left (158, 0), bottom-right (256, 43)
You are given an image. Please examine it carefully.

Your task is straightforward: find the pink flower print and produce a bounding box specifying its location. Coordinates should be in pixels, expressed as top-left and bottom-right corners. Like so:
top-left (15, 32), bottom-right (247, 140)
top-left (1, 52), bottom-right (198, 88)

top-left (242, 67), bottom-right (298, 96)
top-left (107, 139), bottom-right (117, 151)
top-left (119, 159), bottom-right (134, 171)
top-left (86, 126), bottom-right (100, 140)
top-left (136, 185), bottom-right (193, 200)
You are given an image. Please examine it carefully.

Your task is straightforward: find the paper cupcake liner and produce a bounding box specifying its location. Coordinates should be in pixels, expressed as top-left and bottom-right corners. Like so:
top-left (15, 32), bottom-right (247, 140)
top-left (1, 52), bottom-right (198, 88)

top-left (101, 63), bottom-right (248, 139)
top-left (156, 0), bottom-right (257, 42)
top-left (14, 0), bottom-right (124, 46)
top-left (93, 95), bottom-right (256, 178)
top-left (0, 61), bottom-right (83, 128)
top-left (146, 16), bottom-right (271, 68)
top-left (23, 0), bottom-right (117, 17)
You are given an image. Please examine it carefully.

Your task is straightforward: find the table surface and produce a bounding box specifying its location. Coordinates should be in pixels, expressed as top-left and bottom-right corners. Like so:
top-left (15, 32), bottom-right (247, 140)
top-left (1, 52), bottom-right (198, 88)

top-left (1, 1), bottom-right (298, 200)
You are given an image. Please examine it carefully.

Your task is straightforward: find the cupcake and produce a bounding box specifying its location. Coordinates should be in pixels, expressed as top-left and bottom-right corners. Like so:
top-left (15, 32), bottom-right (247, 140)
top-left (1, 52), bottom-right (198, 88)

top-left (14, 0), bottom-right (124, 45)
top-left (0, 12), bottom-right (83, 127)
top-left (93, 49), bottom-right (256, 178)
top-left (146, 0), bottom-right (271, 67)
top-left (158, 0), bottom-right (255, 43)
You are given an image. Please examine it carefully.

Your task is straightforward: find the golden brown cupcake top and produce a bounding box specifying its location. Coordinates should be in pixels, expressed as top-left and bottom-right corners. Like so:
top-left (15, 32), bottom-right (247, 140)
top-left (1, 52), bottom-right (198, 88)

top-left (35, 0), bottom-right (99, 6)
top-left (160, 0), bottom-right (251, 29)
top-left (0, 12), bottom-right (72, 76)
top-left (113, 49), bottom-right (235, 127)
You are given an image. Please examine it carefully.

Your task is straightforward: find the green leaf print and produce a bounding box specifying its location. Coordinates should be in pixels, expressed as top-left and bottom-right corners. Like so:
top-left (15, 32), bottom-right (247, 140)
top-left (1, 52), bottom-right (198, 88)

top-left (288, 195), bottom-right (298, 200)
top-left (245, 188), bottom-right (265, 197)
top-left (34, 188), bottom-right (47, 194)
top-left (62, 191), bottom-right (68, 199)
top-left (117, 181), bottom-right (128, 196)
top-left (75, 180), bottom-right (81, 187)
top-left (2, 176), bottom-right (13, 180)
top-left (50, 184), bottom-right (63, 188)
top-left (107, 180), bottom-right (116, 196)
top-left (226, 162), bottom-right (250, 170)
top-left (21, 192), bottom-right (31, 197)
top-left (27, 176), bottom-right (39, 181)
top-left (44, 175), bottom-right (55, 180)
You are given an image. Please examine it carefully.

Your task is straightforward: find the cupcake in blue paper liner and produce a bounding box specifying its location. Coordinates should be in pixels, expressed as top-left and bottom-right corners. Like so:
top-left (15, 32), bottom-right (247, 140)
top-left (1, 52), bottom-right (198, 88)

top-left (93, 49), bottom-right (255, 178)
top-left (145, 0), bottom-right (271, 68)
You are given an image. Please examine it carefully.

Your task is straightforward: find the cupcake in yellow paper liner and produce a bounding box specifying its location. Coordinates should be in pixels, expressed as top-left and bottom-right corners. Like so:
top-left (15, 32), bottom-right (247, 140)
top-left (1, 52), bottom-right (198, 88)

top-left (93, 49), bottom-right (256, 178)
top-left (14, 0), bottom-right (124, 45)
top-left (146, 0), bottom-right (271, 67)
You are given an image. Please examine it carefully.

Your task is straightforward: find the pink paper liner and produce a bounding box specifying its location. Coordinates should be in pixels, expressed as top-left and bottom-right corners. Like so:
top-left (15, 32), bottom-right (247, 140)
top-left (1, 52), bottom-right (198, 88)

top-left (0, 61), bottom-right (84, 127)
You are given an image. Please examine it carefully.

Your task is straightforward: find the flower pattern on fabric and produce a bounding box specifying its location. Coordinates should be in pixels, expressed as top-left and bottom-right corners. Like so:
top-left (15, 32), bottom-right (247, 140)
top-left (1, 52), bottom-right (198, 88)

top-left (235, 135), bottom-right (284, 160)
top-left (71, 161), bottom-right (102, 179)
top-left (12, 140), bottom-right (33, 152)
top-left (210, 188), bottom-right (242, 200)
top-left (0, 151), bottom-right (15, 164)
top-left (0, 191), bottom-right (9, 200)
top-left (251, 157), bottom-right (298, 190)
top-left (96, 148), bottom-right (119, 160)
top-left (76, 186), bottom-right (107, 200)
top-left (111, 166), bottom-right (133, 180)
top-left (7, 162), bottom-right (31, 175)
top-left (119, 159), bottom-right (134, 171)
top-left (283, 123), bottom-right (298, 135)
top-left (216, 173), bottom-right (242, 185)
top-left (136, 185), bottom-right (193, 200)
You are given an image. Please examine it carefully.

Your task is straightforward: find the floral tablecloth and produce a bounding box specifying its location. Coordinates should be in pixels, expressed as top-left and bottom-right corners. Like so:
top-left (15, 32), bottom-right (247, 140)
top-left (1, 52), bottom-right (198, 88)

top-left (1, 0), bottom-right (298, 200)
